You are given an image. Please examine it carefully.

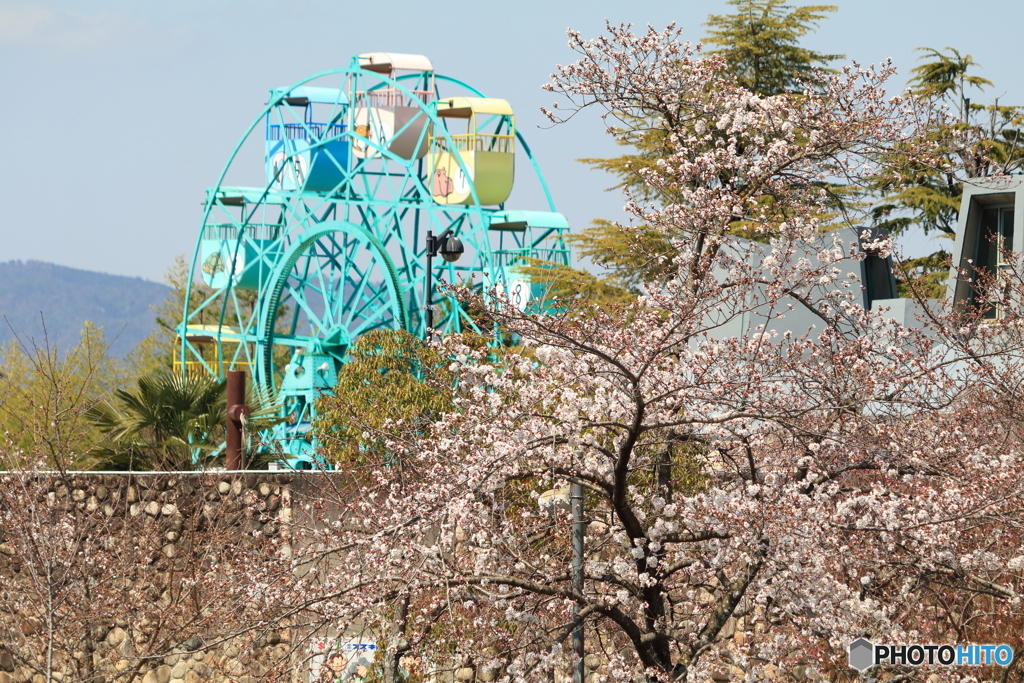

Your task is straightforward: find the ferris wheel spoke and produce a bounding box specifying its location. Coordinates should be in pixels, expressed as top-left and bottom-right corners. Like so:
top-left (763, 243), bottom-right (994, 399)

top-left (282, 282), bottom-right (328, 334)
top-left (346, 288), bottom-right (396, 332)
top-left (333, 263), bottom-right (375, 326)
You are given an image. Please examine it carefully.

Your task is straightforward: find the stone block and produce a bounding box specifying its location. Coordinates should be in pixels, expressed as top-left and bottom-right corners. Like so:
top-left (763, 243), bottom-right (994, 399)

top-left (161, 504), bottom-right (178, 517)
top-left (719, 617), bottom-right (736, 640)
top-left (171, 662), bottom-right (188, 679)
top-left (145, 502), bottom-right (161, 517)
top-left (222, 659), bottom-right (244, 677)
top-left (106, 627), bottom-right (127, 647)
top-left (0, 652), bottom-right (12, 673)
top-left (182, 636), bottom-right (204, 653)
top-left (217, 482), bottom-right (230, 495)
top-left (455, 668), bottom-right (474, 682)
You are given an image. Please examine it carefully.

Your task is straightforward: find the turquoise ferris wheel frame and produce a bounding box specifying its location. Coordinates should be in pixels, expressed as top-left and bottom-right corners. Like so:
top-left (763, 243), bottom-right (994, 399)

top-left (178, 54), bottom-right (570, 466)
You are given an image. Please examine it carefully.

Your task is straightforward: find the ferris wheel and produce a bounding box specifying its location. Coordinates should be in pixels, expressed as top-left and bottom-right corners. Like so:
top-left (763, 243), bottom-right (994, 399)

top-left (178, 52), bottom-right (570, 466)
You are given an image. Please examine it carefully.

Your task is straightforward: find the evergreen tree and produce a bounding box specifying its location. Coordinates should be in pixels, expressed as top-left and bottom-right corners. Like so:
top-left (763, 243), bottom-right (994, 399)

top-left (556, 2), bottom-right (842, 302)
top-left (704, 0), bottom-right (842, 96)
top-left (874, 47), bottom-right (1024, 238)
top-left (871, 47), bottom-right (1024, 297)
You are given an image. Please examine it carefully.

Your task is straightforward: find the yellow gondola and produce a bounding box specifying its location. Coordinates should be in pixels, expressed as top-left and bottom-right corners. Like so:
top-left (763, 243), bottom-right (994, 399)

top-left (174, 325), bottom-right (248, 379)
top-left (430, 97), bottom-right (514, 206)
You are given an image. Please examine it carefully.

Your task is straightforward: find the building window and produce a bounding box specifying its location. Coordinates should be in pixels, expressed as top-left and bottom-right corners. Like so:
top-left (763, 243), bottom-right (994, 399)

top-left (972, 206), bottom-right (1014, 317)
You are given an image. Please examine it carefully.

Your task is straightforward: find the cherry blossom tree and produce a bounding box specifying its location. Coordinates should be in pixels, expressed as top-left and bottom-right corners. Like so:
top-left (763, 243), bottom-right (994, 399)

top-left (301, 24), bottom-right (1024, 682)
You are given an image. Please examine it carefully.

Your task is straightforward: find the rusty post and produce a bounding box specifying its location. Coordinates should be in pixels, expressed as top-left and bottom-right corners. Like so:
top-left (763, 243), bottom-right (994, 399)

top-left (226, 370), bottom-right (249, 470)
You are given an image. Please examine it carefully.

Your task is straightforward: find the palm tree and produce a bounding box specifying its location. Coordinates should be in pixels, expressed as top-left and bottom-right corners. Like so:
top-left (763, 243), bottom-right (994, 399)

top-left (86, 372), bottom-right (228, 471)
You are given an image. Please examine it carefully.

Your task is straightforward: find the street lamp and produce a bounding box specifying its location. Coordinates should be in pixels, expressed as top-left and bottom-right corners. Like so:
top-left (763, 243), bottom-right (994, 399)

top-left (539, 482), bottom-right (586, 683)
top-left (424, 229), bottom-right (464, 337)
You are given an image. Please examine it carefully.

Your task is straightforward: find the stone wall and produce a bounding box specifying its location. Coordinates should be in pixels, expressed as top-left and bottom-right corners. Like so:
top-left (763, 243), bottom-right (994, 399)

top-left (0, 471), bottom-right (301, 683)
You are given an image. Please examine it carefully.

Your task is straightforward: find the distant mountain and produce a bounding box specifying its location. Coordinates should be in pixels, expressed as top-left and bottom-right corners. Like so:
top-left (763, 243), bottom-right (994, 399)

top-left (0, 260), bottom-right (170, 357)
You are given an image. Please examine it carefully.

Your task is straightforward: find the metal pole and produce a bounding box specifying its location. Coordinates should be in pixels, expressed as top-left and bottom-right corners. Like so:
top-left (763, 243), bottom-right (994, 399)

top-left (571, 480), bottom-right (585, 683)
top-left (226, 370), bottom-right (248, 470)
top-left (425, 230), bottom-right (435, 337)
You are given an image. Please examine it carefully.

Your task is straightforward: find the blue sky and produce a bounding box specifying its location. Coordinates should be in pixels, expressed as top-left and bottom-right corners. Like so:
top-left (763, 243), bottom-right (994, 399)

top-left (1, 0), bottom-right (1021, 282)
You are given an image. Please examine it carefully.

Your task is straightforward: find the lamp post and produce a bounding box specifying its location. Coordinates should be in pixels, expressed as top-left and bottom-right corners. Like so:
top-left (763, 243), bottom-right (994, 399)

top-left (570, 480), bottom-right (585, 683)
top-left (539, 482), bottom-right (586, 683)
top-left (424, 229), bottom-right (464, 338)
